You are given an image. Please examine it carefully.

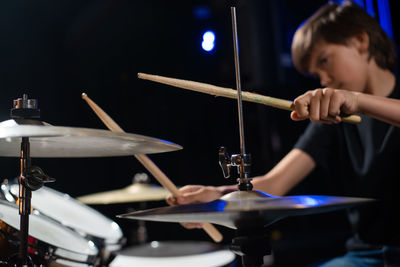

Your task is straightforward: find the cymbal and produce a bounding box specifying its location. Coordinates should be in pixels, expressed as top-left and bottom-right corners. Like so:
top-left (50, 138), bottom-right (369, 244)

top-left (77, 183), bottom-right (169, 204)
top-left (0, 119), bottom-right (182, 157)
top-left (118, 191), bottom-right (375, 229)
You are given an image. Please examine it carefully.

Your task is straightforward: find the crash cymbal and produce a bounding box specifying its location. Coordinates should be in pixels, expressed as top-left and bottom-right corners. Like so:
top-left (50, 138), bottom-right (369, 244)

top-left (118, 191), bottom-right (375, 229)
top-left (0, 119), bottom-right (182, 157)
top-left (77, 183), bottom-right (169, 204)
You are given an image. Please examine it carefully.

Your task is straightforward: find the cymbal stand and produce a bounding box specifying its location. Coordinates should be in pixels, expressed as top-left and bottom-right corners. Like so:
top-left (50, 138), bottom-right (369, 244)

top-left (8, 94), bottom-right (55, 266)
top-left (132, 173), bottom-right (150, 245)
top-left (231, 217), bottom-right (271, 267)
top-left (218, 8), bottom-right (270, 267)
top-left (218, 7), bottom-right (252, 192)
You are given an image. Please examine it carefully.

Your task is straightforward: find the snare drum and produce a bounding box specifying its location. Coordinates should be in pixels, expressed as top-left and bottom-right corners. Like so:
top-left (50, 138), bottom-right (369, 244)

top-left (0, 199), bottom-right (99, 266)
top-left (109, 240), bottom-right (236, 267)
top-left (2, 180), bottom-right (125, 262)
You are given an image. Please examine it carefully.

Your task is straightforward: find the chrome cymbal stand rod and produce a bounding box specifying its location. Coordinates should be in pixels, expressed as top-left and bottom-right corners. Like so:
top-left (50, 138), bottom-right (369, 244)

top-left (219, 7), bottom-right (252, 191)
top-left (231, 7), bottom-right (246, 158)
top-left (18, 136), bottom-right (31, 266)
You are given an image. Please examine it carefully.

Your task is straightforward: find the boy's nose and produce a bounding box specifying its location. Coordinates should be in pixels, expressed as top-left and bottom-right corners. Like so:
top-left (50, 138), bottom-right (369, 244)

top-left (319, 73), bottom-right (332, 87)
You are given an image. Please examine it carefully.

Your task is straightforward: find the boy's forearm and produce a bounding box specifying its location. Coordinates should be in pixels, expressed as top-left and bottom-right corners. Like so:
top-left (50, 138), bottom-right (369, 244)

top-left (358, 93), bottom-right (400, 127)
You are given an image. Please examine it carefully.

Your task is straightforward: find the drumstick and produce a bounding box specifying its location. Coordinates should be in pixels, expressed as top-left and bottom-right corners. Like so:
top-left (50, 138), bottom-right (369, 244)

top-left (138, 73), bottom-right (362, 124)
top-left (81, 93), bottom-right (223, 243)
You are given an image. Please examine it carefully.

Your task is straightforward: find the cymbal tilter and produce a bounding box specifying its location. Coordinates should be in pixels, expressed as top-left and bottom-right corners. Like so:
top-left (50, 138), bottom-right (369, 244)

top-left (218, 147), bottom-right (252, 191)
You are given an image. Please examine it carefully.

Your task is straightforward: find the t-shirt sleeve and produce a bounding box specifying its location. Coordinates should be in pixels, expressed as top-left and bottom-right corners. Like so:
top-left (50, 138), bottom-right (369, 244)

top-left (294, 122), bottom-right (336, 170)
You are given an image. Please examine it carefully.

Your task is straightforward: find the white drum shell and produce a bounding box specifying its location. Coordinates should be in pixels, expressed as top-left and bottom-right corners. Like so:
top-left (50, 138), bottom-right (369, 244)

top-left (0, 199), bottom-right (99, 265)
top-left (8, 184), bottom-right (124, 252)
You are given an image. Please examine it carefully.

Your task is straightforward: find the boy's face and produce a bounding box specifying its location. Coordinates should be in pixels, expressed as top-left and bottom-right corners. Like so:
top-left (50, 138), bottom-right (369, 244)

top-left (307, 38), bottom-right (369, 93)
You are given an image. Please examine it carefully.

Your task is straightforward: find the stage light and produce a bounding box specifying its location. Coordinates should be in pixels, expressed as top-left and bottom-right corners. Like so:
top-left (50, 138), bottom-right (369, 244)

top-left (201, 30), bottom-right (215, 52)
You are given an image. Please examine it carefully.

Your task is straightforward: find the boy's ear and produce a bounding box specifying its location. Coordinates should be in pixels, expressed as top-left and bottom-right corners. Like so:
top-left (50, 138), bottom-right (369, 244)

top-left (353, 30), bottom-right (369, 54)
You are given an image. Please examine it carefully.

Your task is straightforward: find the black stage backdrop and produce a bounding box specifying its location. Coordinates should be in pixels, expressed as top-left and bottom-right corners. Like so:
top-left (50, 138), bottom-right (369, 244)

top-left (0, 1), bottom-right (398, 266)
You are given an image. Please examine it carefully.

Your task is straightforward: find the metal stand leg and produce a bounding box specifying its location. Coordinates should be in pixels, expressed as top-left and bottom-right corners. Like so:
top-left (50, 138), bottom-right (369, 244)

top-left (18, 137), bottom-right (32, 266)
top-left (230, 218), bottom-right (271, 267)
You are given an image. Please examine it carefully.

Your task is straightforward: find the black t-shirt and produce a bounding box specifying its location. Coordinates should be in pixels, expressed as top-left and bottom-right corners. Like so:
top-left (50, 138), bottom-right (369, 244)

top-left (294, 78), bottom-right (400, 249)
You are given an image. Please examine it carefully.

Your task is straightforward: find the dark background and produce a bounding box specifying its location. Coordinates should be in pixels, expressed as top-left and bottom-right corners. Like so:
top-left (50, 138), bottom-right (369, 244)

top-left (0, 0), bottom-right (398, 266)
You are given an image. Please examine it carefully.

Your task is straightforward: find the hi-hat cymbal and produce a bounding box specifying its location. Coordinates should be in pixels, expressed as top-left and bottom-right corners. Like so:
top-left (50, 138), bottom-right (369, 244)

top-left (118, 191), bottom-right (375, 229)
top-left (0, 119), bottom-right (182, 157)
top-left (77, 183), bottom-right (169, 204)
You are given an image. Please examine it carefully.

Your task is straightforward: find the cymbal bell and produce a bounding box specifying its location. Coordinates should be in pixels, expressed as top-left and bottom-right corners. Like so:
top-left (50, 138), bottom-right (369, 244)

top-left (0, 119), bottom-right (182, 157)
top-left (118, 191), bottom-right (375, 229)
top-left (77, 183), bottom-right (169, 204)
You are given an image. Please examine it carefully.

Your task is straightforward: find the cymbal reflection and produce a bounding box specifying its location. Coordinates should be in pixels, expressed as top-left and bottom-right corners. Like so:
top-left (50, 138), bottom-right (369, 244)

top-left (118, 191), bottom-right (374, 229)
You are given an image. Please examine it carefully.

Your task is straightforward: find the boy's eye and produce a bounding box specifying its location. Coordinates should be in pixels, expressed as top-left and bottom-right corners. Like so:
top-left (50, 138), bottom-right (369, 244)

top-left (319, 58), bottom-right (328, 65)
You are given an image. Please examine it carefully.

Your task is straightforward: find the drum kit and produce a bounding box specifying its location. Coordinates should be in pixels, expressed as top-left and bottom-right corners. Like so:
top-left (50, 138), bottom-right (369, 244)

top-left (0, 6), bottom-right (371, 267)
top-left (0, 95), bottom-right (233, 266)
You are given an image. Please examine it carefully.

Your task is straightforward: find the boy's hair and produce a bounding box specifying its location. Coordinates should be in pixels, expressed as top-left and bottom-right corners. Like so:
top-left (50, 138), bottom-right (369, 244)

top-left (291, 0), bottom-right (397, 74)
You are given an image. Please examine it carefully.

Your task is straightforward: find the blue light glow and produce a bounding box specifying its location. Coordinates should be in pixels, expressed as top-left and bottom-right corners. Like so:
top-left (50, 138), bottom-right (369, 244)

top-left (365, 0), bottom-right (375, 17)
top-left (193, 6), bottom-right (211, 20)
top-left (299, 196), bottom-right (319, 207)
top-left (202, 41), bottom-right (214, 51)
top-left (209, 200), bottom-right (227, 211)
top-left (332, 0), bottom-right (393, 40)
top-left (333, 0), bottom-right (364, 8)
top-left (202, 31), bottom-right (215, 52)
top-left (353, 0), bottom-right (364, 8)
top-left (203, 31), bottom-right (215, 42)
top-left (377, 0), bottom-right (393, 39)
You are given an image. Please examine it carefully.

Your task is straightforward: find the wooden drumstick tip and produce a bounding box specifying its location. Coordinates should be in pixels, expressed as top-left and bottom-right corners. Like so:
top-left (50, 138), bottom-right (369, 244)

top-left (81, 93), bottom-right (88, 99)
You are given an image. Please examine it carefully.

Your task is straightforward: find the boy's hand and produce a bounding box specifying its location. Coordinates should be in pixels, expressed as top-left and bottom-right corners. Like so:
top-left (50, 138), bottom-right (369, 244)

top-left (291, 88), bottom-right (359, 123)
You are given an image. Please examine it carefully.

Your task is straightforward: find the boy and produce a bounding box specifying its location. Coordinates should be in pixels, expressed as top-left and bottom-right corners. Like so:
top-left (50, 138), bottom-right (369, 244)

top-left (168, 1), bottom-right (399, 266)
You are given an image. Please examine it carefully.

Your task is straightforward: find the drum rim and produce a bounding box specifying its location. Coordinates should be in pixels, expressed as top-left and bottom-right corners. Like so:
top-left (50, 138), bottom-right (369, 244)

top-left (110, 241), bottom-right (236, 267)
